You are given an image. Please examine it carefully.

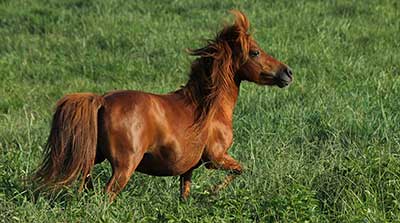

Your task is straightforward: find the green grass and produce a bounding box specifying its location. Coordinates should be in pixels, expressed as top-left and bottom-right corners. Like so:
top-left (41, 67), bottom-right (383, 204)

top-left (1, 0), bottom-right (399, 222)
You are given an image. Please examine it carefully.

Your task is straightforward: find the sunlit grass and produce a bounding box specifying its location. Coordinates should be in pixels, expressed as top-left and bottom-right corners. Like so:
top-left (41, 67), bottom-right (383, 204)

top-left (1, 0), bottom-right (399, 222)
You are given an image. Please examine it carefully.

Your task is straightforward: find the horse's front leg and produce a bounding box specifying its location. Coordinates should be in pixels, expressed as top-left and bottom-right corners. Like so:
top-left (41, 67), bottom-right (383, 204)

top-left (180, 170), bottom-right (193, 201)
top-left (206, 153), bottom-right (243, 193)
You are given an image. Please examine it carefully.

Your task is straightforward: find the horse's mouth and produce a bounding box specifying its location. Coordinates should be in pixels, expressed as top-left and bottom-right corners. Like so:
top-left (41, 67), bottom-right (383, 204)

top-left (275, 77), bottom-right (292, 88)
top-left (260, 70), bottom-right (293, 88)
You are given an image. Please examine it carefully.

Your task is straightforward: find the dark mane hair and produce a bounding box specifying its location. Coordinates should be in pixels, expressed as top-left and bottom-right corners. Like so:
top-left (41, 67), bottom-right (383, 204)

top-left (182, 10), bottom-right (251, 130)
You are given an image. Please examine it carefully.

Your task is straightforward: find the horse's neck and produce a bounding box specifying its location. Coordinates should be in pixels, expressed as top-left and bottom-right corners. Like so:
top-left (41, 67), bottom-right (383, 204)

top-left (179, 84), bottom-right (239, 122)
top-left (212, 87), bottom-right (239, 123)
top-left (181, 63), bottom-right (241, 124)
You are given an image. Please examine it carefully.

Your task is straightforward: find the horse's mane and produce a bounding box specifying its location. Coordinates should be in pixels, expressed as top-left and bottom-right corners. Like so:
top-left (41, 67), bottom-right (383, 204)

top-left (181, 10), bottom-right (251, 132)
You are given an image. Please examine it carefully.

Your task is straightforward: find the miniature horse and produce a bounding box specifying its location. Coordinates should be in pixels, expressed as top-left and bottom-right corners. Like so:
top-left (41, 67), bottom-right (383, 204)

top-left (34, 10), bottom-right (293, 201)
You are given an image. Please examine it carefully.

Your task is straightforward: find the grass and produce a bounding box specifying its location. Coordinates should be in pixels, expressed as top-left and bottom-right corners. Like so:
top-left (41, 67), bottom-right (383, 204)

top-left (0, 0), bottom-right (399, 222)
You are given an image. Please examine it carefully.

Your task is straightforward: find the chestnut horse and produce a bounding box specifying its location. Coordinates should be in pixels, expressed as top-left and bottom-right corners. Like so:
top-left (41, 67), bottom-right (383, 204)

top-left (34, 10), bottom-right (293, 201)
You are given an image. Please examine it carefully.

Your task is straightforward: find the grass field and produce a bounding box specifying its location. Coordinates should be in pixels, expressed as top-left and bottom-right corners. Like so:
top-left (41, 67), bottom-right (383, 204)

top-left (1, 0), bottom-right (399, 222)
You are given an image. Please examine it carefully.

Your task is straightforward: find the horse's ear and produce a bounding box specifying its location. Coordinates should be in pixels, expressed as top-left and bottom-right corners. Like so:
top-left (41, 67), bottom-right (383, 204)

top-left (229, 10), bottom-right (251, 62)
top-left (188, 10), bottom-right (250, 58)
top-left (230, 10), bottom-right (250, 34)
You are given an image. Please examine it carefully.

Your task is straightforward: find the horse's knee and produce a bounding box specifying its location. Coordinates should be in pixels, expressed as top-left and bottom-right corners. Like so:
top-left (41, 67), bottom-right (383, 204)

top-left (205, 159), bottom-right (225, 170)
top-left (204, 159), bottom-right (243, 175)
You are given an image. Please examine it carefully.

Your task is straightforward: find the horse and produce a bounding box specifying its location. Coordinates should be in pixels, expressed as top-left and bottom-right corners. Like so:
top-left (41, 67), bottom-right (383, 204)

top-left (34, 10), bottom-right (293, 201)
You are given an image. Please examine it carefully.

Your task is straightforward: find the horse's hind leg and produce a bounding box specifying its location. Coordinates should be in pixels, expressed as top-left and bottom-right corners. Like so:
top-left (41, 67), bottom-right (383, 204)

top-left (105, 150), bottom-right (143, 201)
top-left (106, 166), bottom-right (134, 201)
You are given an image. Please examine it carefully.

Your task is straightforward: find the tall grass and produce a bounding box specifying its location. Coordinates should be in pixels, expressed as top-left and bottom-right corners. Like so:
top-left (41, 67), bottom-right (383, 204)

top-left (1, 0), bottom-right (399, 222)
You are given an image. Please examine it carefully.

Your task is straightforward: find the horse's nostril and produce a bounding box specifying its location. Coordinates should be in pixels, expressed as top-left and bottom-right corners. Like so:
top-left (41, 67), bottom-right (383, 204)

top-left (285, 67), bottom-right (293, 77)
top-left (277, 66), bottom-right (293, 84)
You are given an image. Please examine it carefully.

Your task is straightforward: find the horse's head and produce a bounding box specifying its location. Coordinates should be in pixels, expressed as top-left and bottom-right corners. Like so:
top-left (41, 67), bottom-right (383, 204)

top-left (233, 11), bottom-right (293, 88)
top-left (190, 10), bottom-right (293, 89)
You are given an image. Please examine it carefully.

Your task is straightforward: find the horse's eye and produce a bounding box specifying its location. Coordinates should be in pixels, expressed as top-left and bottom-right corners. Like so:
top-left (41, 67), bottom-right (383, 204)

top-left (250, 50), bottom-right (260, 57)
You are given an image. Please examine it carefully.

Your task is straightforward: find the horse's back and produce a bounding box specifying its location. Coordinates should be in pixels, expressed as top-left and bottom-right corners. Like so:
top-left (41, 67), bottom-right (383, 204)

top-left (100, 90), bottom-right (191, 131)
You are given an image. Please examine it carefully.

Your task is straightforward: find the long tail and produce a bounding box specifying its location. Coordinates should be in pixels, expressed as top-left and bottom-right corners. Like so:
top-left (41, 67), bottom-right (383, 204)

top-left (34, 93), bottom-right (104, 190)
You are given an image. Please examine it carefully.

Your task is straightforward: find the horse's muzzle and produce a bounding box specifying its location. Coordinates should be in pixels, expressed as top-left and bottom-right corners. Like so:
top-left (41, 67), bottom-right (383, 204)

top-left (275, 66), bottom-right (293, 88)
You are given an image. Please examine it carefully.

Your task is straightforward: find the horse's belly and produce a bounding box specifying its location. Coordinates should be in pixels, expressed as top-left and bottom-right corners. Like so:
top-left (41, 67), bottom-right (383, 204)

top-left (136, 148), bottom-right (201, 176)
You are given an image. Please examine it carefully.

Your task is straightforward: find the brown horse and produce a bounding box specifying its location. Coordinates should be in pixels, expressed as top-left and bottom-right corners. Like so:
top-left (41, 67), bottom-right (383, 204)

top-left (34, 10), bottom-right (293, 201)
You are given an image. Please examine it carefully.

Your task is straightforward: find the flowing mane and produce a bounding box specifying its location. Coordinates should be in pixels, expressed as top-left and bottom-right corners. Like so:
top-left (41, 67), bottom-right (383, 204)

top-left (181, 10), bottom-right (251, 129)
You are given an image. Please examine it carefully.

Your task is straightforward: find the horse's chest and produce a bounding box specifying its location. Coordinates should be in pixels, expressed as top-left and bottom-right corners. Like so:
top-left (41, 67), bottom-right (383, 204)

top-left (207, 122), bottom-right (234, 149)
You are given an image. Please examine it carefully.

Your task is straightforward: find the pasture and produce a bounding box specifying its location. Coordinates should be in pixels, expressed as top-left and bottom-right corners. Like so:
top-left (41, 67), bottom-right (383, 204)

top-left (0, 0), bottom-right (399, 222)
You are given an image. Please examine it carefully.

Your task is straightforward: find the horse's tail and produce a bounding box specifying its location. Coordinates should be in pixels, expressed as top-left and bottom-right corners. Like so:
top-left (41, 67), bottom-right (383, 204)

top-left (34, 93), bottom-right (104, 191)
